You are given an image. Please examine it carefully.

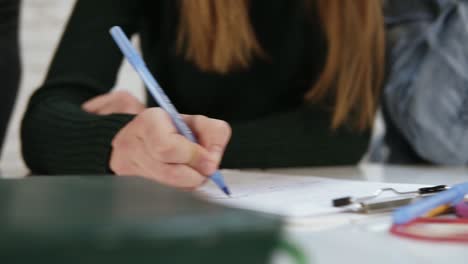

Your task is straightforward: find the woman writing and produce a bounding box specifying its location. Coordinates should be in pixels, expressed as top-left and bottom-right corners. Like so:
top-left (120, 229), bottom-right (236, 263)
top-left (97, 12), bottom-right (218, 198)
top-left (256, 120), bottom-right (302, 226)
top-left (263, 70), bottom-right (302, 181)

top-left (21, 0), bottom-right (382, 188)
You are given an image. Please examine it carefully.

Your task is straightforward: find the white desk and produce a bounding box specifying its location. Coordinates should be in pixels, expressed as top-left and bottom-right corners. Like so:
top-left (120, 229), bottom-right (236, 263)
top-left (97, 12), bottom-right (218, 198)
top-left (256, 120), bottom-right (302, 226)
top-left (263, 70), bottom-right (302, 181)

top-left (266, 165), bottom-right (468, 264)
top-left (269, 165), bottom-right (468, 186)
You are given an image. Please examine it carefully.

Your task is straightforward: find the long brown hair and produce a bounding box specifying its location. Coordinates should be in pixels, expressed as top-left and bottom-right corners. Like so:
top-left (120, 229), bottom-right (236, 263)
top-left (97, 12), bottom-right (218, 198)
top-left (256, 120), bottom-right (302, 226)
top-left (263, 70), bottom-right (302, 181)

top-left (177, 0), bottom-right (385, 130)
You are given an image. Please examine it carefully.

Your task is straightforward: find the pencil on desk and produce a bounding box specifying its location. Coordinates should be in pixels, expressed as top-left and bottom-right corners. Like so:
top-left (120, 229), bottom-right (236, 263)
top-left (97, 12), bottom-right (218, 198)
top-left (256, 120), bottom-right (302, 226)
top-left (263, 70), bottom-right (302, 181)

top-left (393, 182), bottom-right (468, 225)
top-left (424, 204), bottom-right (452, 218)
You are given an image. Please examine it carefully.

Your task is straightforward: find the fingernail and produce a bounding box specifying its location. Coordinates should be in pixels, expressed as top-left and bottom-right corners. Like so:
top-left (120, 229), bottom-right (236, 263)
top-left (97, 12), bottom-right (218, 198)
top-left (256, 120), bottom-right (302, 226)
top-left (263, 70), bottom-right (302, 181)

top-left (209, 146), bottom-right (223, 161)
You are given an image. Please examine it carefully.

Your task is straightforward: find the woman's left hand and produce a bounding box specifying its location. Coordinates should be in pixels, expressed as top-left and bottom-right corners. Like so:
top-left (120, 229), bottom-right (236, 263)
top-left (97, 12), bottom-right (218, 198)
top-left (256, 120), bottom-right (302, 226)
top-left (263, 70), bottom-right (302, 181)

top-left (82, 90), bottom-right (146, 115)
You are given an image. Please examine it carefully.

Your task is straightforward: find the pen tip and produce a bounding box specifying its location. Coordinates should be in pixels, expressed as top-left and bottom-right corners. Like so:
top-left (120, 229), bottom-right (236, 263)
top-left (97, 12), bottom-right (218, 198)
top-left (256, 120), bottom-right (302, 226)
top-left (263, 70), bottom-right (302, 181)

top-left (222, 187), bottom-right (231, 196)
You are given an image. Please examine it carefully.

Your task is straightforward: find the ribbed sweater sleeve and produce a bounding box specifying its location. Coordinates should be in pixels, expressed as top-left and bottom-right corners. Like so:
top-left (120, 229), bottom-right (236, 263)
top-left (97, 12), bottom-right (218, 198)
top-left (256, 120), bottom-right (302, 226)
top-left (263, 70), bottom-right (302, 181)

top-left (21, 0), bottom-right (140, 174)
top-left (222, 104), bottom-right (370, 168)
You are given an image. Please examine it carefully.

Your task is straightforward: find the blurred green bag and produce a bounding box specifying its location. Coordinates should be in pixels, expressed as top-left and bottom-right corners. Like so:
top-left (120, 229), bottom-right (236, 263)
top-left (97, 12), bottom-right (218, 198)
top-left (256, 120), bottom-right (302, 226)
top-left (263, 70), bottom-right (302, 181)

top-left (0, 176), bottom-right (282, 264)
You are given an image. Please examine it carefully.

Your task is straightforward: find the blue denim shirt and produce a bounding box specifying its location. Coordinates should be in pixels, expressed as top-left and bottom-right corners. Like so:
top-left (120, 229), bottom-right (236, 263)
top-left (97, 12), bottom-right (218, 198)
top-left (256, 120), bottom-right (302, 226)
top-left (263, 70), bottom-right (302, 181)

top-left (381, 0), bottom-right (468, 164)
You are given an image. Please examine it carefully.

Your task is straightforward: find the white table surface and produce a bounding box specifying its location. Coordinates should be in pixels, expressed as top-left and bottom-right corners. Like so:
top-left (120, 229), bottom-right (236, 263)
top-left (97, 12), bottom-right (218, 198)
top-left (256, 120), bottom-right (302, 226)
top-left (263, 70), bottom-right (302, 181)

top-left (265, 165), bottom-right (468, 264)
top-left (268, 164), bottom-right (468, 186)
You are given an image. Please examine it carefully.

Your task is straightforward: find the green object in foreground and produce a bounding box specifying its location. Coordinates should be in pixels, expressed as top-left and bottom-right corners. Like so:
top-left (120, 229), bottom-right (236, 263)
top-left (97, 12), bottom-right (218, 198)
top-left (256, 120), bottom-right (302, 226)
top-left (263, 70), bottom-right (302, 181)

top-left (277, 239), bottom-right (309, 264)
top-left (0, 176), bottom-right (282, 264)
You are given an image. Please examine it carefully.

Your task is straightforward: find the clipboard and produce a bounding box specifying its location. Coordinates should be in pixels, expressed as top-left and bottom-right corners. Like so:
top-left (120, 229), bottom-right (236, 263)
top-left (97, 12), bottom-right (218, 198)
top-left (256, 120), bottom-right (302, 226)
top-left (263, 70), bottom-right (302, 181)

top-left (332, 185), bottom-right (448, 213)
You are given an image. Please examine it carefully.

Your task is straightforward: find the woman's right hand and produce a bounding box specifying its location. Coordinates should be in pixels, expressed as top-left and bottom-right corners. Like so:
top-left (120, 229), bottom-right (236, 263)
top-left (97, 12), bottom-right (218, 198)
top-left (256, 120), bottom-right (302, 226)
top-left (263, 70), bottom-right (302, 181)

top-left (109, 108), bottom-right (232, 189)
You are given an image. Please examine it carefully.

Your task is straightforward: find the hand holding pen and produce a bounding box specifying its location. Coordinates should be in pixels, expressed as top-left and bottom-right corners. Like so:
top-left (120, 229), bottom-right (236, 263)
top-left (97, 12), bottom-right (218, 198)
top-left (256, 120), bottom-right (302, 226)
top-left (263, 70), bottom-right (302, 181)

top-left (103, 26), bottom-right (232, 194)
top-left (109, 108), bottom-right (232, 190)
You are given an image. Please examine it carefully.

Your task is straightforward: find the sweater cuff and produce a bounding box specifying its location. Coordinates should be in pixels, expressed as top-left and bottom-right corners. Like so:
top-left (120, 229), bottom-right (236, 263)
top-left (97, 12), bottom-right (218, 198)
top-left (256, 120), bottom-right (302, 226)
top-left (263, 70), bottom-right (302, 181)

top-left (22, 110), bottom-right (135, 175)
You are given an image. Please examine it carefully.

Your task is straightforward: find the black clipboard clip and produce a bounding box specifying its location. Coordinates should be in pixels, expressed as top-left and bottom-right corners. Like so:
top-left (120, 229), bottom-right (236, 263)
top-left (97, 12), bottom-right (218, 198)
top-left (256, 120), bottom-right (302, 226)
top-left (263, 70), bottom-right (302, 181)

top-left (332, 185), bottom-right (448, 213)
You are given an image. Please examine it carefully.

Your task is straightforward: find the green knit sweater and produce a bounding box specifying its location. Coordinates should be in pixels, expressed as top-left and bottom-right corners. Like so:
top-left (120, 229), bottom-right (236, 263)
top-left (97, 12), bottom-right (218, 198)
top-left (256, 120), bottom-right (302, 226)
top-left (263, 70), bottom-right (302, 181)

top-left (21, 0), bottom-right (370, 174)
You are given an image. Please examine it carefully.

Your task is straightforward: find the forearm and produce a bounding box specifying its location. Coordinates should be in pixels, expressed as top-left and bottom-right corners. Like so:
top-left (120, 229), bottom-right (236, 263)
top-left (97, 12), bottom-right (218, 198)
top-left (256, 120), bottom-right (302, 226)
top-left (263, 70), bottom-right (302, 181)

top-left (21, 86), bottom-right (134, 174)
top-left (20, 0), bottom-right (144, 173)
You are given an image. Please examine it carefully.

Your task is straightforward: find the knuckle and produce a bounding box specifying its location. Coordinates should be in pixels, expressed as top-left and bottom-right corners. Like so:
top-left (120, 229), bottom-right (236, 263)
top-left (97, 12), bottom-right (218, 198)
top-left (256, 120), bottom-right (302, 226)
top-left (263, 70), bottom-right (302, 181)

top-left (213, 120), bottom-right (232, 136)
top-left (193, 115), bottom-right (209, 125)
top-left (157, 143), bottom-right (178, 160)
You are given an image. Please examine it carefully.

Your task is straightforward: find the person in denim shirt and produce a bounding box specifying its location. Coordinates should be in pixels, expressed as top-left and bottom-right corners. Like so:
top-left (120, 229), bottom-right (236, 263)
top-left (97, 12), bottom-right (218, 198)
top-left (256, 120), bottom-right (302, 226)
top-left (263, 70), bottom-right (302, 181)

top-left (378, 0), bottom-right (468, 164)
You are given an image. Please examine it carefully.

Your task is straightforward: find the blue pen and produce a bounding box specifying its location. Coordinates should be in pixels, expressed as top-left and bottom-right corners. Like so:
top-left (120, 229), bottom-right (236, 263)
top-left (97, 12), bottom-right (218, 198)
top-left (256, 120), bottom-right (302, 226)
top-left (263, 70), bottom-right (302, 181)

top-left (393, 182), bottom-right (468, 225)
top-left (109, 26), bottom-right (231, 196)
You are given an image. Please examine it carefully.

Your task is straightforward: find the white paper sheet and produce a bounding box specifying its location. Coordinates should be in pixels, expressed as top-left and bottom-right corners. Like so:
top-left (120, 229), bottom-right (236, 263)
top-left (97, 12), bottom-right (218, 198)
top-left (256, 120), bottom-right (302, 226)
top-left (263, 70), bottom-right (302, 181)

top-left (196, 170), bottom-right (428, 217)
